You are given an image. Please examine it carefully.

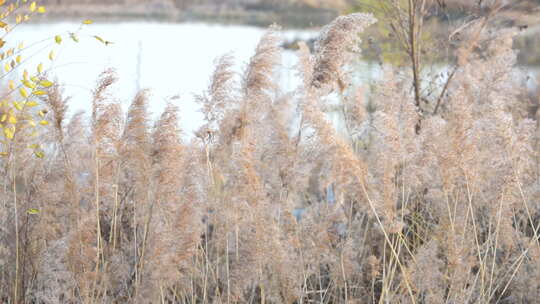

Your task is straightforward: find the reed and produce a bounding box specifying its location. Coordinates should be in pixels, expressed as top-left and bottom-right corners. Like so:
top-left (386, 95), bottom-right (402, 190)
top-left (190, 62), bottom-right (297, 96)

top-left (1, 9), bottom-right (539, 304)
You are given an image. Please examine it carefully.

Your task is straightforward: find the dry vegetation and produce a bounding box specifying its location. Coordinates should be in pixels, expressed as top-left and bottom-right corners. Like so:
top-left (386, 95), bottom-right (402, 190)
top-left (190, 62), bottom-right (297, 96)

top-left (1, 5), bottom-right (540, 304)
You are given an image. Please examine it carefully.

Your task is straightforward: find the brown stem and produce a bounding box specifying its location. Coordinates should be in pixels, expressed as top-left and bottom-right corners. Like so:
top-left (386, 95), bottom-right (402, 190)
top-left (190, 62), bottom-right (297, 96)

top-left (13, 159), bottom-right (20, 304)
top-left (433, 66), bottom-right (458, 115)
top-left (408, 0), bottom-right (422, 109)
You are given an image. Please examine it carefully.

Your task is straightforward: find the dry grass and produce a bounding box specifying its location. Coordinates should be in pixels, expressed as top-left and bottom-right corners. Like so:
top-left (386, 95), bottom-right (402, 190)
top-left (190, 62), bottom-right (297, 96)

top-left (1, 11), bottom-right (540, 304)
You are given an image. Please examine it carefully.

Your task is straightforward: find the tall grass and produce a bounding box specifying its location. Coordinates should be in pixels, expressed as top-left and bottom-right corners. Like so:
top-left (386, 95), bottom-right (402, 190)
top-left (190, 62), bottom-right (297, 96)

top-left (1, 11), bottom-right (540, 304)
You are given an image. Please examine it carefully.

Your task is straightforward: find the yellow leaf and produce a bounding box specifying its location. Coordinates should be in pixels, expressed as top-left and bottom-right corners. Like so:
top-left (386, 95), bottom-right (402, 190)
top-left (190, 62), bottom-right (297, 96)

top-left (0, 0), bottom-right (6, 6)
top-left (0, 39), bottom-right (5, 48)
top-left (26, 208), bottom-right (40, 214)
top-left (0, 152), bottom-right (8, 157)
top-left (18, 41), bottom-right (23, 50)
top-left (34, 151), bottom-right (44, 158)
top-left (25, 100), bottom-right (38, 107)
top-left (82, 19), bottom-right (93, 25)
top-left (94, 35), bottom-right (105, 44)
top-left (8, 115), bottom-right (17, 124)
top-left (4, 127), bottom-right (13, 139)
top-left (33, 90), bottom-right (46, 96)
top-left (19, 88), bottom-right (28, 98)
top-left (23, 69), bottom-right (28, 80)
top-left (6, 48), bottom-right (13, 56)
top-left (13, 101), bottom-right (22, 111)
top-left (54, 35), bottom-right (62, 44)
top-left (29, 1), bottom-right (36, 12)
top-left (37, 63), bottom-right (43, 74)
top-left (22, 79), bottom-right (35, 89)
top-left (16, 54), bottom-right (21, 64)
top-left (0, 114), bottom-right (6, 122)
top-left (39, 80), bottom-right (53, 88)
top-left (0, 21), bottom-right (7, 28)
top-left (4, 62), bottom-right (10, 72)
top-left (15, 14), bottom-right (22, 24)
top-left (8, 80), bottom-right (14, 90)
top-left (48, 50), bottom-right (54, 61)
top-left (39, 120), bottom-right (48, 125)
top-left (37, 6), bottom-right (45, 13)
top-left (27, 119), bottom-right (36, 127)
top-left (38, 109), bottom-right (47, 117)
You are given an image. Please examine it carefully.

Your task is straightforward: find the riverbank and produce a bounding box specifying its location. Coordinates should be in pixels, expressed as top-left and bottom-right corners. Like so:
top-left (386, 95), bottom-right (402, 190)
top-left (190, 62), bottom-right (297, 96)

top-left (34, 3), bottom-right (339, 28)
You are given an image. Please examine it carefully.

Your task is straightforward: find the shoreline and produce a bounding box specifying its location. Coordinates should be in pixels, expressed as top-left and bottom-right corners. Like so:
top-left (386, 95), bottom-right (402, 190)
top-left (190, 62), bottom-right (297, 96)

top-left (31, 4), bottom-right (339, 29)
top-left (27, 5), bottom-right (540, 66)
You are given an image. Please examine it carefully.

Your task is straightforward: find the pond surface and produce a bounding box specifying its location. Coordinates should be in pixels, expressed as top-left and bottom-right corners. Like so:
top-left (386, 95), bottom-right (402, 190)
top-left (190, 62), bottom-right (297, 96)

top-left (7, 22), bottom-right (318, 134)
top-left (5, 22), bottom-right (539, 136)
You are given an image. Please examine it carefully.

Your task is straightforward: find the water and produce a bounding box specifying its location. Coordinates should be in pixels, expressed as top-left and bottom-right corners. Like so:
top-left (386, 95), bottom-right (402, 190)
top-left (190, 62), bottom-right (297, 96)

top-left (5, 22), bottom-right (317, 135)
top-left (5, 22), bottom-right (539, 136)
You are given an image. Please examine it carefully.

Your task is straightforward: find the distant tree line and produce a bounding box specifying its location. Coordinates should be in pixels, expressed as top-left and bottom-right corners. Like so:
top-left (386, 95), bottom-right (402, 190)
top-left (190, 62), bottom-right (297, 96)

top-left (39, 0), bottom-right (345, 10)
